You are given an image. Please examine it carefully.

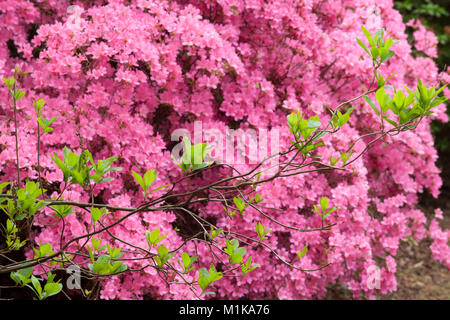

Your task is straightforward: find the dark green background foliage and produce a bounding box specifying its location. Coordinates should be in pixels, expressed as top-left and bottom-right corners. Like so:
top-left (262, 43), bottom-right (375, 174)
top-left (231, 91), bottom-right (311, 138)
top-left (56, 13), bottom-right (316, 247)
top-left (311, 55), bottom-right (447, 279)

top-left (395, 0), bottom-right (450, 154)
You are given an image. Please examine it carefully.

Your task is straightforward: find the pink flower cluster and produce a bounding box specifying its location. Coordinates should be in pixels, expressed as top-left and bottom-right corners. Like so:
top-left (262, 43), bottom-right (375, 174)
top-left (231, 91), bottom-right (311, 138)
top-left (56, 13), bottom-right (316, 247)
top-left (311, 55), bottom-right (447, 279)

top-left (0, 0), bottom-right (448, 299)
top-left (407, 19), bottom-right (439, 58)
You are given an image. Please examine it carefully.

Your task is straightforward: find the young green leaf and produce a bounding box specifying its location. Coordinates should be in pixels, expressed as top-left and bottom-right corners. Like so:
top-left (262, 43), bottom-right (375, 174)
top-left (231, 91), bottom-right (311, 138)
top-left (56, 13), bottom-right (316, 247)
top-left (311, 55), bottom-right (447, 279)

top-left (319, 197), bottom-right (329, 213)
top-left (144, 169), bottom-right (157, 189)
top-left (233, 196), bottom-right (246, 214)
top-left (297, 246), bottom-right (308, 260)
top-left (363, 95), bottom-right (379, 116)
top-left (132, 170), bottom-right (145, 190)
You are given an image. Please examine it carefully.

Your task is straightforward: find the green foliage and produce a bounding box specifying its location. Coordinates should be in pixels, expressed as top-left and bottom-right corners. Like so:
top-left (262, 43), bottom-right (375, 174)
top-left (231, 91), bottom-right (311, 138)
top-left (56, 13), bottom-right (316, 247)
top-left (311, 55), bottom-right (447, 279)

top-left (357, 26), bottom-right (448, 133)
top-left (33, 243), bottom-right (54, 259)
top-left (255, 221), bottom-right (271, 242)
top-left (37, 116), bottom-right (57, 134)
top-left (208, 226), bottom-right (223, 240)
top-left (87, 153), bottom-right (122, 184)
top-left (178, 252), bottom-right (198, 273)
top-left (33, 97), bottom-right (45, 114)
top-left (297, 246), bottom-right (308, 261)
top-left (2, 69), bottom-right (26, 103)
top-left (51, 147), bottom-right (121, 188)
top-left (34, 97), bottom-right (57, 134)
top-left (223, 205), bottom-right (237, 218)
top-left (11, 269), bottom-right (62, 300)
top-left (230, 6), bottom-right (239, 15)
top-left (2, 76), bottom-right (16, 91)
top-left (173, 136), bottom-right (213, 174)
top-left (233, 196), bottom-right (247, 215)
top-left (395, 0), bottom-right (449, 56)
top-left (241, 256), bottom-right (259, 276)
top-left (10, 266), bottom-right (33, 286)
top-left (87, 243), bottom-right (127, 275)
top-left (3, 219), bottom-right (26, 250)
top-left (357, 25), bottom-right (397, 65)
top-left (0, 181), bottom-right (47, 222)
top-left (90, 207), bottom-right (108, 223)
top-left (197, 264), bottom-right (222, 292)
top-left (313, 196), bottom-right (339, 220)
top-left (145, 228), bottom-right (168, 250)
top-left (51, 147), bottom-right (91, 186)
top-left (362, 79), bottom-right (447, 126)
top-left (49, 201), bottom-right (74, 220)
top-left (154, 244), bottom-right (174, 267)
top-left (331, 107), bottom-right (354, 128)
top-left (228, 194), bottom-right (261, 217)
top-left (339, 151), bottom-right (354, 165)
top-left (329, 150), bottom-right (354, 166)
top-left (224, 238), bottom-right (247, 264)
top-left (132, 169), bottom-right (168, 198)
top-left (287, 110), bottom-right (325, 157)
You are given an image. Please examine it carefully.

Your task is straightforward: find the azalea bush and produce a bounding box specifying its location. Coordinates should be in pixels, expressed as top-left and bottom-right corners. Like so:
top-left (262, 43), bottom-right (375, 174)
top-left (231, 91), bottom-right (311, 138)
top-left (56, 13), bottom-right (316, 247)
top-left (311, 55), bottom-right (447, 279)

top-left (0, 0), bottom-right (449, 300)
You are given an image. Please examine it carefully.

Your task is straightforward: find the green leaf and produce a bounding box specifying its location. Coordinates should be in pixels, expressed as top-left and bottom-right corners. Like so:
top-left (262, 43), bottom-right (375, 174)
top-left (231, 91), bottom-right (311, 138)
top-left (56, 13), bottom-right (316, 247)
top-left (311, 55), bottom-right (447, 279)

top-left (384, 73), bottom-right (396, 83)
top-left (224, 238), bottom-right (246, 264)
top-left (297, 246), bottom-right (308, 260)
top-left (146, 229), bottom-right (167, 249)
top-left (208, 226), bottom-right (223, 240)
top-left (325, 206), bottom-right (340, 217)
top-left (356, 38), bottom-right (370, 55)
top-left (44, 282), bottom-right (62, 297)
top-left (10, 267), bottom-right (33, 285)
top-left (91, 237), bottom-right (102, 251)
top-left (51, 153), bottom-right (69, 183)
top-left (361, 25), bottom-right (375, 48)
top-left (0, 182), bottom-right (10, 194)
top-left (434, 84), bottom-right (447, 97)
top-left (31, 276), bottom-right (42, 297)
top-left (155, 244), bottom-right (173, 266)
top-left (132, 170), bottom-right (145, 191)
top-left (181, 252), bottom-right (191, 268)
top-left (306, 119), bottom-right (321, 129)
top-left (384, 37), bottom-right (393, 49)
top-left (370, 47), bottom-right (379, 59)
top-left (241, 256), bottom-right (259, 276)
top-left (197, 268), bottom-right (210, 291)
top-left (380, 50), bottom-right (394, 63)
top-left (197, 264), bottom-right (222, 292)
top-left (91, 207), bottom-right (102, 222)
top-left (393, 90), bottom-right (405, 108)
top-left (98, 177), bottom-right (114, 183)
top-left (148, 184), bottom-right (169, 194)
top-left (287, 113), bottom-right (299, 132)
top-left (363, 95), bottom-right (379, 116)
top-left (33, 98), bottom-right (45, 112)
top-left (233, 196), bottom-right (246, 214)
top-left (255, 222), bottom-right (271, 241)
top-left (319, 197), bottom-right (329, 212)
top-left (2, 76), bottom-right (15, 90)
top-left (34, 243), bottom-right (53, 258)
top-left (144, 169), bottom-right (157, 188)
top-left (15, 90), bottom-right (26, 101)
top-left (180, 252), bottom-right (197, 273)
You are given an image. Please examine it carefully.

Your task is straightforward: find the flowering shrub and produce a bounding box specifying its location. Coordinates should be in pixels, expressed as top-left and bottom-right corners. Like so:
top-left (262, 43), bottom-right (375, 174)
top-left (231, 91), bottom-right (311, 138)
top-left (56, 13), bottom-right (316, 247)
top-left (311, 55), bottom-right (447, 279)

top-left (0, 0), bottom-right (449, 300)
